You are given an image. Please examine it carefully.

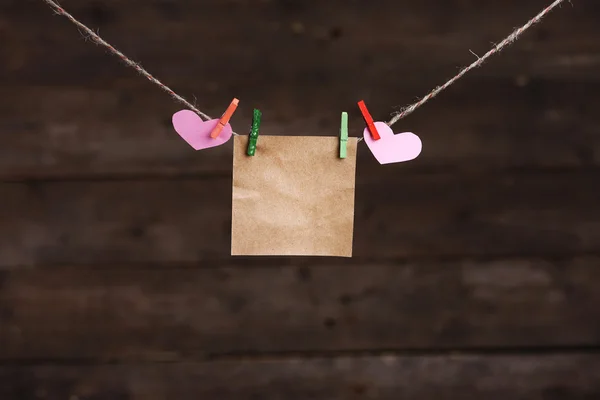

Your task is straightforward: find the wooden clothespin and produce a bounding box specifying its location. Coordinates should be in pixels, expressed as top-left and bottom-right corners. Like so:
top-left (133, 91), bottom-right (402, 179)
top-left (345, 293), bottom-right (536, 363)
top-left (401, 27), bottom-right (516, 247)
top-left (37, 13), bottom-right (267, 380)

top-left (247, 108), bottom-right (261, 156)
top-left (340, 112), bottom-right (348, 159)
top-left (357, 100), bottom-right (380, 140)
top-left (210, 98), bottom-right (239, 139)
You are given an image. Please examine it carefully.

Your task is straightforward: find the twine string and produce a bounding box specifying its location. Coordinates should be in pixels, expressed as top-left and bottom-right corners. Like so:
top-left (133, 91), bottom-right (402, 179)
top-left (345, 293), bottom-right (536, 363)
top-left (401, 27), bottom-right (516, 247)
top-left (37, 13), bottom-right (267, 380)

top-left (42, 0), bottom-right (569, 133)
top-left (387, 0), bottom-right (569, 127)
top-left (41, 0), bottom-right (212, 121)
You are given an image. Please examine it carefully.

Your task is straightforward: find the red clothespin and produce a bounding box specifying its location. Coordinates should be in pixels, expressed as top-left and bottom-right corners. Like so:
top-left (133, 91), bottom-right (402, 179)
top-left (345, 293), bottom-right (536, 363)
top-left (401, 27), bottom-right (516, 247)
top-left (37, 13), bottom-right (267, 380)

top-left (210, 98), bottom-right (239, 139)
top-left (357, 100), bottom-right (380, 140)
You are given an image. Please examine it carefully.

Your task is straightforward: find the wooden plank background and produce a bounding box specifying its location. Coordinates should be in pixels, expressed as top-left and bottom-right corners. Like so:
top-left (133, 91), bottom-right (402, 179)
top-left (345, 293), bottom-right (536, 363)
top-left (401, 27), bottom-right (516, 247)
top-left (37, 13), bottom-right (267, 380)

top-left (1, 0), bottom-right (600, 398)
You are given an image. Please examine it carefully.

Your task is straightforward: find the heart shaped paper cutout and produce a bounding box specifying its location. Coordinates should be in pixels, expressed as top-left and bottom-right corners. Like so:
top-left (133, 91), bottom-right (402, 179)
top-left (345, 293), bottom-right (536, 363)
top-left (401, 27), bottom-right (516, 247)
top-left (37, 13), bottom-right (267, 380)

top-left (172, 110), bottom-right (233, 150)
top-left (363, 121), bottom-right (422, 164)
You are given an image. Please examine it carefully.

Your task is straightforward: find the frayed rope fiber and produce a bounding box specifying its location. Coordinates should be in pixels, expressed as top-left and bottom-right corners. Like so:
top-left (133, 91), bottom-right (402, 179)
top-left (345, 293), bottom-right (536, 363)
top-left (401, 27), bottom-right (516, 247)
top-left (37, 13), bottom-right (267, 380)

top-left (41, 0), bottom-right (570, 128)
top-left (387, 0), bottom-right (570, 126)
top-left (41, 0), bottom-right (212, 121)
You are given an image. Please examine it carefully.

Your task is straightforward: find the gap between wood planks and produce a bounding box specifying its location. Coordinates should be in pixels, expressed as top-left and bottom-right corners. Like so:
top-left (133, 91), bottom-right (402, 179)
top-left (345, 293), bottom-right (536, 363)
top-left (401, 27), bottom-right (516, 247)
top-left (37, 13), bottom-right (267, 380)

top-left (4, 251), bottom-right (600, 271)
top-left (3, 165), bottom-right (600, 184)
top-left (206, 346), bottom-right (600, 363)
top-left (0, 346), bottom-right (599, 366)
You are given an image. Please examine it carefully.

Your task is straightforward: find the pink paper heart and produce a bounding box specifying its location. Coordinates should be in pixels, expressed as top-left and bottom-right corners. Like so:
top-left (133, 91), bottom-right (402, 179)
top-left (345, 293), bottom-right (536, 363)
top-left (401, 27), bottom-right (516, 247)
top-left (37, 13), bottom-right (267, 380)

top-left (172, 110), bottom-right (233, 150)
top-left (363, 121), bottom-right (422, 164)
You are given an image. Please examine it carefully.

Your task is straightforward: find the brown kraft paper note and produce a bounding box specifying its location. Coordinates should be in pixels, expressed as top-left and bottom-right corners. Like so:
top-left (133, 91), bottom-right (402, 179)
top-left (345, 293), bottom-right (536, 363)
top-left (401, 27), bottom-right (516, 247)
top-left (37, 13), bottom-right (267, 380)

top-left (231, 135), bottom-right (358, 257)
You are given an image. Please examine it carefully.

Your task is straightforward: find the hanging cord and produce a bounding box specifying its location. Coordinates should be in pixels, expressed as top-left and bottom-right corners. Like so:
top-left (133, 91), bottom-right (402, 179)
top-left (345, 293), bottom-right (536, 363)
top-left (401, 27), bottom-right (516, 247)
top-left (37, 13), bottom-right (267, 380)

top-left (387, 0), bottom-right (570, 127)
top-left (42, 0), bottom-right (570, 133)
top-left (41, 0), bottom-right (212, 121)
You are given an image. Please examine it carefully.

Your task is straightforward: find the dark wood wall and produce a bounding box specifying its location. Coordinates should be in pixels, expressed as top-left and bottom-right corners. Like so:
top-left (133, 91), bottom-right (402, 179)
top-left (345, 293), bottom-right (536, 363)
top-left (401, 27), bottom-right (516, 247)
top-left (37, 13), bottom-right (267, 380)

top-left (1, 0), bottom-right (600, 399)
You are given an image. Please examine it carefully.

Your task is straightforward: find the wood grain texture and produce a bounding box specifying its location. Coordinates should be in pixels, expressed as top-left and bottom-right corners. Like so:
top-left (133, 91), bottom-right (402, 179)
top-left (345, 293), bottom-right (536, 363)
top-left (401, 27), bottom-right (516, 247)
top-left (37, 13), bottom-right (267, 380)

top-left (0, 1), bottom-right (599, 179)
top-left (4, 0), bottom-right (600, 87)
top-left (1, 1), bottom-right (599, 397)
top-left (1, 80), bottom-right (599, 180)
top-left (1, 354), bottom-right (600, 400)
top-left (1, 257), bottom-right (599, 360)
top-left (1, 171), bottom-right (600, 267)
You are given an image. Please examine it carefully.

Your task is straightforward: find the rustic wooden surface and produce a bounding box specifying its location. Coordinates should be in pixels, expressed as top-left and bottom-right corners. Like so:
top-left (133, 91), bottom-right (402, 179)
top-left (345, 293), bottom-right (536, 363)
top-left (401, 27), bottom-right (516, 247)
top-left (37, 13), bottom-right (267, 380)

top-left (1, 0), bottom-right (599, 398)
top-left (1, 257), bottom-right (600, 361)
top-left (1, 355), bottom-right (600, 400)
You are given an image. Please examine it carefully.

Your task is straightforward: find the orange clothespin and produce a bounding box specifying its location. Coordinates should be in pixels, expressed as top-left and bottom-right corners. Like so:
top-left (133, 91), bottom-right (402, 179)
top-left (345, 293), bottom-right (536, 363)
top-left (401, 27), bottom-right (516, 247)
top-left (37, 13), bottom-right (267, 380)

top-left (210, 98), bottom-right (239, 139)
top-left (357, 100), bottom-right (380, 140)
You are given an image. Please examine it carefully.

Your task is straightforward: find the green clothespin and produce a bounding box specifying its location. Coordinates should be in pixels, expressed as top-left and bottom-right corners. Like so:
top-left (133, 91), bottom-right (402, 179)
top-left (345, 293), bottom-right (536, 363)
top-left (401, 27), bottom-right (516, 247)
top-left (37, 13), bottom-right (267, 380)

top-left (340, 112), bottom-right (348, 159)
top-left (247, 108), bottom-right (261, 156)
